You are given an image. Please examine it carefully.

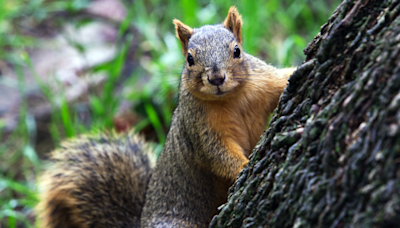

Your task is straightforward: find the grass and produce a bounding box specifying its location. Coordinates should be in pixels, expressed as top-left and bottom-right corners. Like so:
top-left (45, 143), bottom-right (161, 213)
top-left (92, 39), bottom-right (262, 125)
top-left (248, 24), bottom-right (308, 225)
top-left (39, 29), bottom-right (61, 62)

top-left (0, 0), bottom-right (341, 227)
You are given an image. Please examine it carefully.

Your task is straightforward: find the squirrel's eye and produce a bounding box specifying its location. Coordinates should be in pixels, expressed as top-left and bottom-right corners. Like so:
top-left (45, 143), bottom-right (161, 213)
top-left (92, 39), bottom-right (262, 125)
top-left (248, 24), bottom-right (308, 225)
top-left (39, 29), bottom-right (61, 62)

top-left (187, 53), bottom-right (195, 66)
top-left (233, 45), bottom-right (241, 58)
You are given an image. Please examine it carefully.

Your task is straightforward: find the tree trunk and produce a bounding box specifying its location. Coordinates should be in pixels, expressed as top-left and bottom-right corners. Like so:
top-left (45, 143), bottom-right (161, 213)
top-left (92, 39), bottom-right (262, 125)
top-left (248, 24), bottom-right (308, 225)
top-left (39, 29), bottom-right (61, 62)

top-left (210, 0), bottom-right (400, 227)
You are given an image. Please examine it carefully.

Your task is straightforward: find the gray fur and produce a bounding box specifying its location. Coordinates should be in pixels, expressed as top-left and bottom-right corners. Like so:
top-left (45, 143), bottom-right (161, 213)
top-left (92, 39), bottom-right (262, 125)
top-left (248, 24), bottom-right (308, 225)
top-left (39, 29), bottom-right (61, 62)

top-left (140, 24), bottom-right (241, 228)
top-left (189, 25), bottom-right (235, 69)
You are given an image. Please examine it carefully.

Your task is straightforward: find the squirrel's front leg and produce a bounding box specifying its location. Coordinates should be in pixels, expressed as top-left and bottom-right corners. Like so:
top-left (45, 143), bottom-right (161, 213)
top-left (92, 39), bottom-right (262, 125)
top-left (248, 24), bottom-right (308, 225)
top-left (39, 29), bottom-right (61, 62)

top-left (196, 128), bottom-right (249, 182)
top-left (194, 103), bottom-right (253, 182)
top-left (211, 137), bottom-right (249, 181)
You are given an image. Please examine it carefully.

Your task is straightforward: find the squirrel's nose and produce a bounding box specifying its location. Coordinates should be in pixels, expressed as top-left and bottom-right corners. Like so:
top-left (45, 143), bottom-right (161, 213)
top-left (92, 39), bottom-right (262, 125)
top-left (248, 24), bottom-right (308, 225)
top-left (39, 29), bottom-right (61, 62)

top-left (208, 75), bottom-right (225, 86)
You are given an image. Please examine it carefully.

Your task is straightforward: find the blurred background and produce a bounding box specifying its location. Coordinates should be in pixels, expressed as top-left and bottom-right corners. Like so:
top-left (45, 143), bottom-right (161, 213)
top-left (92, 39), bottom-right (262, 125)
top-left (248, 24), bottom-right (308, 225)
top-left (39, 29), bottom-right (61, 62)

top-left (0, 0), bottom-right (340, 227)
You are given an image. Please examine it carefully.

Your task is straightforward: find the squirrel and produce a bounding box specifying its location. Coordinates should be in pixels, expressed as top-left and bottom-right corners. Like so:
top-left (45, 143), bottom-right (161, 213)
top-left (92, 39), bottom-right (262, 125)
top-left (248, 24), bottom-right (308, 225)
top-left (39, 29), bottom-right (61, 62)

top-left (36, 6), bottom-right (296, 228)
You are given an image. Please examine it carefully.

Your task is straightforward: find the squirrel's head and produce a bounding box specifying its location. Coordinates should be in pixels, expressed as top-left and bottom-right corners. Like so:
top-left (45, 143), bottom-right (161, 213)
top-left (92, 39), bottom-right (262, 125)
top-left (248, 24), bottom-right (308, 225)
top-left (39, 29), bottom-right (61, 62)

top-left (173, 6), bottom-right (245, 100)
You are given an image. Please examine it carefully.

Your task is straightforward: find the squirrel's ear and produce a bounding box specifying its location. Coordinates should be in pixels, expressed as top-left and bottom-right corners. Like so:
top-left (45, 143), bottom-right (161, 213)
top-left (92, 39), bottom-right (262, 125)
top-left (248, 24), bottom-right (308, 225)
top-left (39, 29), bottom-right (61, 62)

top-left (223, 6), bottom-right (243, 45)
top-left (173, 19), bottom-right (193, 55)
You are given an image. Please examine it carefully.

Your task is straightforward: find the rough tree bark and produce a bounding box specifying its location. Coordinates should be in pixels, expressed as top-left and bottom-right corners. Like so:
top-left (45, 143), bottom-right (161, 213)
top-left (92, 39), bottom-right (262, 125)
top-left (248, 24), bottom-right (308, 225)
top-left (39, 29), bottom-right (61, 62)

top-left (210, 0), bottom-right (400, 227)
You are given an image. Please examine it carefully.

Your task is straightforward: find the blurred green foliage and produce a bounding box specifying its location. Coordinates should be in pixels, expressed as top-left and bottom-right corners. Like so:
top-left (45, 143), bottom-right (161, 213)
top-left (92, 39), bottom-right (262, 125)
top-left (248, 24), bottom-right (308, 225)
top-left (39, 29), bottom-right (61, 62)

top-left (0, 0), bottom-right (340, 227)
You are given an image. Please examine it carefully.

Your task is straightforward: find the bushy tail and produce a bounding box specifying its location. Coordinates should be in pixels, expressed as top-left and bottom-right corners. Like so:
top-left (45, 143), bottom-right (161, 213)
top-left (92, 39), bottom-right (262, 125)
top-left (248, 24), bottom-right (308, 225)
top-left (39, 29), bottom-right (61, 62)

top-left (36, 132), bottom-right (154, 228)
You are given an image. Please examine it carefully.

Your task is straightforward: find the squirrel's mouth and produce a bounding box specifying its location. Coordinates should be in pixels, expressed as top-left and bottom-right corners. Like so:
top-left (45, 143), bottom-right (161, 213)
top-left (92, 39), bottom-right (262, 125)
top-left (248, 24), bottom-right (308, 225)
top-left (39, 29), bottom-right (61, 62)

top-left (216, 87), bottom-right (225, 95)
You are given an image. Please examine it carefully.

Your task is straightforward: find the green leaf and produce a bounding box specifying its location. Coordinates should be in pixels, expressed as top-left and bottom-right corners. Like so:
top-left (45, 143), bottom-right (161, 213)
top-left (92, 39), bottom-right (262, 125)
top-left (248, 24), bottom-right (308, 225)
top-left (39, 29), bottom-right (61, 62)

top-left (143, 98), bottom-right (165, 145)
top-left (60, 98), bottom-right (74, 138)
top-left (0, 179), bottom-right (37, 199)
top-left (89, 96), bottom-right (105, 116)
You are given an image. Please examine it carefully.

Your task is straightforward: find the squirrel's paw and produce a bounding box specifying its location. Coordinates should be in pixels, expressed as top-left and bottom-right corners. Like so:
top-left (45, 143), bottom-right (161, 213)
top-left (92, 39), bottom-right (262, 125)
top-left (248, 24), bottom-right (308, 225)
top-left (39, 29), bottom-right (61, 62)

top-left (236, 159), bottom-right (248, 177)
top-left (231, 159), bottom-right (249, 180)
top-left (241, 159), bottom-right (249, 169)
